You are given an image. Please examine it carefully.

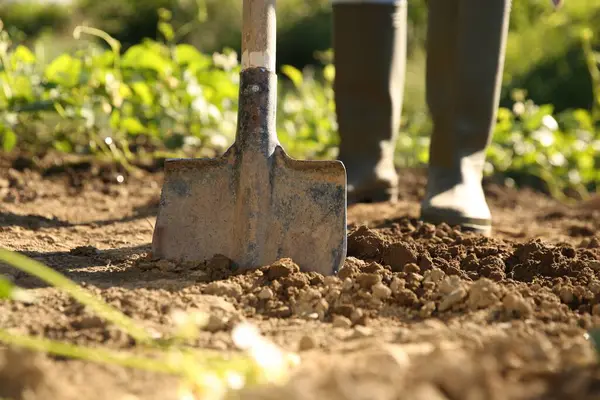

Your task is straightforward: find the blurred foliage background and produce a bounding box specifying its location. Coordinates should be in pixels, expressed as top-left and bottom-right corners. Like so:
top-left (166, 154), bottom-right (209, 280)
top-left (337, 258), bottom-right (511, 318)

top-left (0, 0), bottom-right (600, 200)
top-left (2, 0), bottom-right (599, 111)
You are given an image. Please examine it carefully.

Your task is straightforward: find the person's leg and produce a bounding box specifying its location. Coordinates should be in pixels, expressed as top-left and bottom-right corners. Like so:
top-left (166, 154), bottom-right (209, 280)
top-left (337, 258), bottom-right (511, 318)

top-left (421, 0), bottom-right (511, 235)
top-left (332, 0), bottom-right (407, 204)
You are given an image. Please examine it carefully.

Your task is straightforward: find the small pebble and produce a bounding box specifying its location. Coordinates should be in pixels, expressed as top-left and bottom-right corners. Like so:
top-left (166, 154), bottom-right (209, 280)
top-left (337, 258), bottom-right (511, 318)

top-left (390, 278), bottom-right (405, 294)
top-left (298, 335), bottom-right (317, 351)
top-left (372, 283), bottom-right (392, 300)
top-left (356, 273), bottom-right (382, 289)
top-left (419, 301), bottom-right (436, 318)
top-left (439, 287), bottom-right (468, 312)
top-left (258, 287), bottom-right (274, 300)
top-left (352, 325), bottom-right (373, 338)
top-left (332, 315), bottom-right (352, 329)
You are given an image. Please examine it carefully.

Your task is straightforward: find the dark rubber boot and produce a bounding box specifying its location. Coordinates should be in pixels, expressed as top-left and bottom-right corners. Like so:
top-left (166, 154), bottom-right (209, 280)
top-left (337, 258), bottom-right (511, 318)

top-left (332, 1), bottom-right (407, 204)
top-left (420, 0), bottom-right (512, 235)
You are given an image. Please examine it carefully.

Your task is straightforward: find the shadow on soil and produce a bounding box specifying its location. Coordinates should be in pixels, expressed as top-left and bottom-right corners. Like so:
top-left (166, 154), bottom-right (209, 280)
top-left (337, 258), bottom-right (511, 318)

top-left (4, 244), bottom-right (183, 290)
top-left (533, 365), bottom-right (600, 400)
top-left (0, 202), bottom-right (159, 230)
top-left (0, 212), bottom-right (71, 229)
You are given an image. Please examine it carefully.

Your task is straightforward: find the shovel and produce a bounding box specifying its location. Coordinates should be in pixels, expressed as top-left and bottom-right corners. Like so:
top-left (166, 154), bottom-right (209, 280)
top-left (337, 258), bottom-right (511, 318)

top-left (151, 0), bottom-right (347, 275)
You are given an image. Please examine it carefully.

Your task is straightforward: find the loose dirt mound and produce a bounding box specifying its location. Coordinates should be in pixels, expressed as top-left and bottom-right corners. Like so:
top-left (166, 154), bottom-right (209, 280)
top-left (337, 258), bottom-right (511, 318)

top-left (2, 160), bottom-right (600, 399)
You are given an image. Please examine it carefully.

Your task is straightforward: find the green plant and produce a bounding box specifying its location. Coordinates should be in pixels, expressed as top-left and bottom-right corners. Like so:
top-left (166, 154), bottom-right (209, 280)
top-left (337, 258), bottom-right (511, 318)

top-left (1, 11), bottom-right (600, 199)
top-left (486, 26), bottom-right (600, 200)
top-left (488, 94), bottom-right (599, 200)
top-left (0, 11), bottom-right (242, 166)
top-left (0, 11), bottom-right (340, 164)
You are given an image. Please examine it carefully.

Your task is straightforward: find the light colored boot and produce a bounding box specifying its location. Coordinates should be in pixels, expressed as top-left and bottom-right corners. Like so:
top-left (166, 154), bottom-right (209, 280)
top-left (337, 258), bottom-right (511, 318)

top-left (332, 0), bottom-right (407, 204)
top-left (420, 0), bottom-right (512, 235)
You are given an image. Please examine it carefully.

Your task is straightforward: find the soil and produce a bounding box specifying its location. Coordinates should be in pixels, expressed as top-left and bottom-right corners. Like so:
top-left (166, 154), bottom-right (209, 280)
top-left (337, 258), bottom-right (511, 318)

top-left (2, 154), bottom-right (600, 400)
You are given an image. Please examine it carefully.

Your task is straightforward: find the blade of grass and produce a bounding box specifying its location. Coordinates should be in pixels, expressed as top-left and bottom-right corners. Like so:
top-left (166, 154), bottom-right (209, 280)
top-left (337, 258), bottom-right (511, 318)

top-left (0, 249), bottom-right (152, 345)
top-left (0, 328), bottom-right (179, 374)
top-left (0, 329), bottom-right (264, 394)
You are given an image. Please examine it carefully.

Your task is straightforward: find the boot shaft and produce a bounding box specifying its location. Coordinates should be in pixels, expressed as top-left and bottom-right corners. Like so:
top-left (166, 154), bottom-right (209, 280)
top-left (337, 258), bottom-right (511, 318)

top-left (427, 0), bottom-right (512, 172)
top-left (332, 1), bottom-right (407, 203)
top-left (333, 1), bottom-right (407, 159)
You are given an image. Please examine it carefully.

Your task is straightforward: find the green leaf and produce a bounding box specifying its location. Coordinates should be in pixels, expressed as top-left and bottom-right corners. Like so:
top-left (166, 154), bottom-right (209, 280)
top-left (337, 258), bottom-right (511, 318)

top-left (11, 76), bottom-right (34, 101)
top-left (1, 127), bottom-right (17, 152)
top-left (577, 153), bottom-right (594, 170)
top-left (121, 45), bottom-right (171, 76)
top-left (281, 65), bottom-right (303, 88)
top-left (121, 117), bottom-right (146, 135)
top-left (11, 45), bottom-right (36, 67)
top-left (175, 44), bottom-right (210, 68)
top-left (92, 51), bottom-right (115, 68)
top-left (44, 54), bottom-right (82, 87)
top-left (118, 82), bottom-right (133, 100)
top-left (53, 140), bottom-right (73, 153)
top-left (158, 8), bottom-right (172, 21)
top-left (109, 110), bottom-right (121, 129)
top-left (131, 82), bottom-right (154, 105)
top-left (523, 104), bottom-right (554, 132)
top-left (323, 64), bottom-right (335, 83)
top-left (573, 109), bottom-right (593, 130)
top-left (158, 22), bottom-right (174, 42)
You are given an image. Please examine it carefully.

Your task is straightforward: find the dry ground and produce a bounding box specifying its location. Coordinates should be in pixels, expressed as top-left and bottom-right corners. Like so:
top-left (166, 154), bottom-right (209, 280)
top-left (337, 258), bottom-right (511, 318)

top-left (2, 156), bottom-right (600, 400)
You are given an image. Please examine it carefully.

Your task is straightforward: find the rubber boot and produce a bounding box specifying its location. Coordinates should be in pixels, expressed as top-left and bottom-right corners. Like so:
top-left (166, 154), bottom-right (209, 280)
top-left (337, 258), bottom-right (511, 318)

top-left (420, 0), bottom-right (511, 235)
top-left (332, 0), bottom-right (407, 204)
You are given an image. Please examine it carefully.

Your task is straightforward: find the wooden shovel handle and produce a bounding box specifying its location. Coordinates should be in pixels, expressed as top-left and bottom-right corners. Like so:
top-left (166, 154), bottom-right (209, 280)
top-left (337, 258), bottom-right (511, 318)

top-left (242, 0), bottom-right (276, 72)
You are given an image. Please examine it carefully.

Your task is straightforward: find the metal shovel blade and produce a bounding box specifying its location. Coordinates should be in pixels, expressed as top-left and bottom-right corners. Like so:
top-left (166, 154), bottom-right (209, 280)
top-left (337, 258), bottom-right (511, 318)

top-left (152, 68), bottom-right (347, 275)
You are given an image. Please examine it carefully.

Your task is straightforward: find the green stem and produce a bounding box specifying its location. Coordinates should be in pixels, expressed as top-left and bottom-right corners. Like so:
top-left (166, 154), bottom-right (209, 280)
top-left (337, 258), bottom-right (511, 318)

top-left (0, 250), bottom-right (152, 345)
top-left (0, 329), bottom-right (261, 387)
top-left (73, 26), bottom-right (122, 72)
top-left (0, 329), bottom-right (180, 375)
top-left (97, 136), bottom-right (138, 174)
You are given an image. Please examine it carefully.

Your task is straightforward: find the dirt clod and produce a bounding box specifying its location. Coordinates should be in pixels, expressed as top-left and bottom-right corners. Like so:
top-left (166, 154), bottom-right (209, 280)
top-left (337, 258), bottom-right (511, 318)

top-left (419, 301), bottom-right (436, 318)
top-left (70, 245), bottom-right (100, 256)
top-left (467, 278), bottom-right (501, 310)
top-left (382, 241), bottom-right (418, 272)
top-left (205, 254), bottom-right (235, 280)
top-left (338, 257), bottom-right (364, 280)
top-left (439, 287), bottom-right (468, 312)
top-left (347, 226), bottom-right (387, 259)
top-left (266, 258), bottom-right (299, 280)
top-left (372, 282), bottom-right (392, 300)
top-left (356, 273), bottom-right (382, 289)
top-left (503, 292), bottom-right (533, 318)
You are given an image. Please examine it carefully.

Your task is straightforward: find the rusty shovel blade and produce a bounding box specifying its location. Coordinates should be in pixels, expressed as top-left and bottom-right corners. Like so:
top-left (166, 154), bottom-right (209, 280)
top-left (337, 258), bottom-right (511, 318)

top-left (152, 68), bottom-right (347, 275)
